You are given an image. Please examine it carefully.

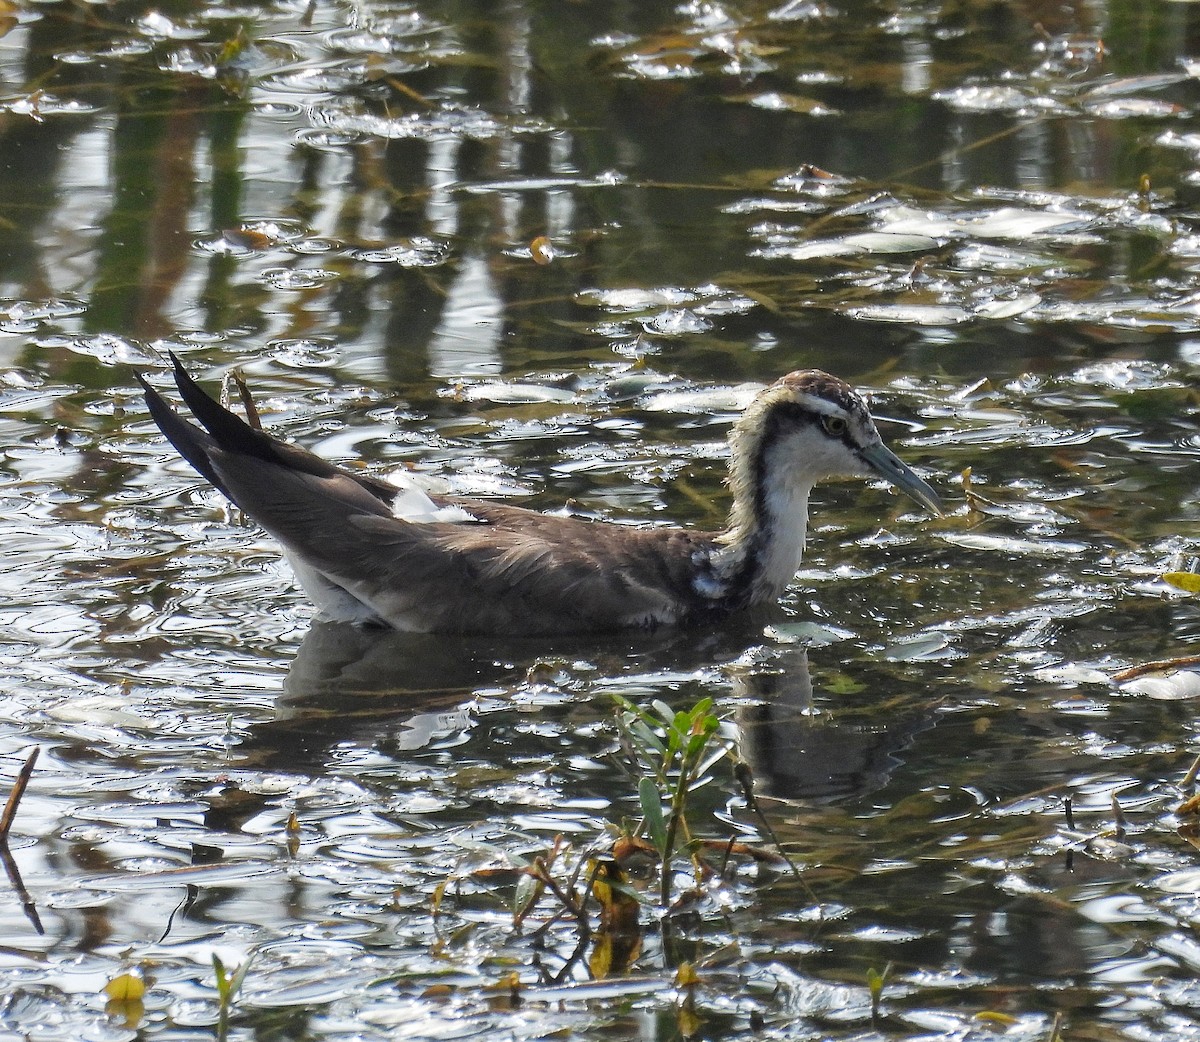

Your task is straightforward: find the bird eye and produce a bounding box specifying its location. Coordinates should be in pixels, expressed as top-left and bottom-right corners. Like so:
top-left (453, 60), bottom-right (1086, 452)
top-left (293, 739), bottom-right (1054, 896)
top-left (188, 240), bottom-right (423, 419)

top-left (821, 415), bottom-right (848, 438)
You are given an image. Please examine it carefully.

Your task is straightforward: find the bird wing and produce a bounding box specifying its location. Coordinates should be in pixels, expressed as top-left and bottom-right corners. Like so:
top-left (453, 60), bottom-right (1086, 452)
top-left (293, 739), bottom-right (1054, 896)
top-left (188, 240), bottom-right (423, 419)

top-left (143, 357), bottom-right (716, 634)
top-left (341, 506), bottom-right (714, 633)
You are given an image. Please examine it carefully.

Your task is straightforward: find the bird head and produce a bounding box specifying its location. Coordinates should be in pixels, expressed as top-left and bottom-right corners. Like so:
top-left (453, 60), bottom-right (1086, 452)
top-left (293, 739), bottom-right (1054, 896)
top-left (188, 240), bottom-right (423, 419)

top-left (727, 370), bottom-right (943, 529)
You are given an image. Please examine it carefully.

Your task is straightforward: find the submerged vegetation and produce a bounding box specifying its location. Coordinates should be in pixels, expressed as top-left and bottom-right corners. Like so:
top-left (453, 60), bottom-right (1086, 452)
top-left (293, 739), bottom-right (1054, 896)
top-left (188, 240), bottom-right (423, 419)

top-left (429, 695), bottom-right (784, 986)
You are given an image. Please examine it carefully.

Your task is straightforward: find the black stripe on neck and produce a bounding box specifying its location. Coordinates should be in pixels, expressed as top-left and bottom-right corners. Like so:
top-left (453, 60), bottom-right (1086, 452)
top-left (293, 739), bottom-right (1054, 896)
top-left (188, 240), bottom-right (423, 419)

top-left (715, 403), bottom-right (820, 609)
top-left (751, 402), bottom-right (820, 532)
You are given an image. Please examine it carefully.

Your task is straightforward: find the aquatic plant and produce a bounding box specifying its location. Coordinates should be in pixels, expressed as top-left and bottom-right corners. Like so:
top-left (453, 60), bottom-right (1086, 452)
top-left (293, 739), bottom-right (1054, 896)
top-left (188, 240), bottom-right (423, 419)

top-left (212, 951), bottom-right (256, 1041)
top-left (612, 695), bottom-right (734, 908)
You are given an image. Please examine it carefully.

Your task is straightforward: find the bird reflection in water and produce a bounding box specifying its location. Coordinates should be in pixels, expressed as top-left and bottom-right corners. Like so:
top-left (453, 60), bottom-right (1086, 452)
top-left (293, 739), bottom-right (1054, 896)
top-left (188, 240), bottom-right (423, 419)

top-left (237, 624), bottom-right (935, 806)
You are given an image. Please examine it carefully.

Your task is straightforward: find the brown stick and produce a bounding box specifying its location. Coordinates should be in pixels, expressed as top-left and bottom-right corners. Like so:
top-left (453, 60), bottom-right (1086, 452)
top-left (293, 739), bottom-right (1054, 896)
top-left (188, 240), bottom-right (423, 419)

top-left (0, 842), bottom-right (42, 934)
top-left (1112, 655), bottom-right (1200, 683)
top-left (1182, 751), bottom-right (1200, 789)
top-left (230, 371), bottom-right (262, 430)
top-left (0, 747), bottom-right (38, 842)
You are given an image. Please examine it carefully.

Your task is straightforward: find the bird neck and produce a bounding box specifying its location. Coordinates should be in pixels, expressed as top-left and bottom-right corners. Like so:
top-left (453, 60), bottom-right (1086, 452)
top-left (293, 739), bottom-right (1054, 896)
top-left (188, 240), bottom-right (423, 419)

top-left (711, 432), bottom-right (815, 607)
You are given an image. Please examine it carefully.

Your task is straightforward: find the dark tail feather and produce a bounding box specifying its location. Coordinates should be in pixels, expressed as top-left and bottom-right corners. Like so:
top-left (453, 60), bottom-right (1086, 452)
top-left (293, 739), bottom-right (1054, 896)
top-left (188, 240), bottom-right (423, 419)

top-left (167, 352), bottom-right (285, 466)
top-left (138, 372), bottom-right (233, 499)
top-left (144, 355), bottom-right (401, 507)
top-left (165, 351), bottom-right (394, 491)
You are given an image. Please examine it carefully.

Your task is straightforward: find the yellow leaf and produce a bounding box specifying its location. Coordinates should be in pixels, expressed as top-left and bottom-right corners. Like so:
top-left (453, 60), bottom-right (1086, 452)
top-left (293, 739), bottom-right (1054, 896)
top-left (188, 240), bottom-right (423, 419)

top-left (103, 973), bottom-right (146, 1001)
top-left (0, 0), bottom-right (17, 41)
top-left (673, 961), bottom-right (700, 988)
top-left (591, 859), bottom-right (640, 932)
top-left (589, 860), bottom-right (642, 977)
top-left (1165, 572), bottom-right (1200, 594)
top-left (589, 932), bottom-right (614, 979)
top-left (486, 970), bottom-right (522, 993)
top-left (222, 228), bottom-right (273, 251)
top-left (529, 236), bottom-right (555, 265)
top-left (676, 1002), bottom-right (703, 1038)
top-left (216, 28), bottom-right (248, 66)
top-left (104, 997), bottom-right (145, 1028)
top-left (975, 1010), bottom-right (1019, 1025)
top-left (484, 971), bottom-right (523, 1010)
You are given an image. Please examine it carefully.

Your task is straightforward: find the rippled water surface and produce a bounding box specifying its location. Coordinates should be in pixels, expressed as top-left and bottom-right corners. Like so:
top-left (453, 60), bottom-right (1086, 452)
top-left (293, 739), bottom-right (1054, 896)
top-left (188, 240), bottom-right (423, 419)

top-left (8, 0), bottom-right (1200, 1038)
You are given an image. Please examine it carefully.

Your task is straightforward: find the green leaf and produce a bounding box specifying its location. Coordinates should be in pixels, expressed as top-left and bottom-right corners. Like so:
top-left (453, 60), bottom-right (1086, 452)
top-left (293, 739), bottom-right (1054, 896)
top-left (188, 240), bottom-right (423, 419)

top-left (228, 953), bottom-right (256, 1001)
top-left (695, 740), bottom-right (732, 779)
top-left (213, 951), bottom-right (255, 1010)
top-left (867, 961), bottom-right (892, 1018)
top-left (212, 954), bottom-right (228, 1002)
top-left (651, 700), bottom-right (674, 725)
top-left (512, 870), bottom-right (542, 924)
top-left (628, 718), bottom-right (666, 761)
top-left (613, 696), bottom-right (667, 757)
top-left (666, 713), bottom-right (687, 759)
top-left (639, 776), bottom-right (668, 855)
top-left (684, 714), bottom-right (718, 758)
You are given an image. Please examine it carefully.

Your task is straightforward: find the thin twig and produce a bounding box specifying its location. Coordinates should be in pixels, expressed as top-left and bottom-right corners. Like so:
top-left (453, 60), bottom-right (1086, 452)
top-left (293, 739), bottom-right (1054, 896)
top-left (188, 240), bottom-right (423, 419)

top-left (734, 759), bottom-right (802, 878)
top-left (1112, 654), bottom-right (1200, 683)
top-left (0, 842), bottom-right (42, 934)
top-left (0, 748), bottom-right (39, 842)
top-left (718, 835), bottom-right (736, 879)
top-left (550, 927), bottom-right (590, 985)
top-left (1063, 797), bottom-right (1075, 873)
top-left (660, 760), bottom-right (691, 908)
top-left (157, 883), bottom-right (199, 944)
top-left (1046, 1011), bottom-right (1064, 1042)
top-left (229, 370), bottom-right (262, 430)
top-left (527, 906), bottom-right (572, 946)
top-left (530, 856), bottom-right (588, 930)
top-left (563, 841), bottom-right (598, 893)
top-left (383, 76), bottom-right (434, 108)
top-left (1111, 794), bottom-right (1127, 841)
top-left (1182, 751), bottom-right (1200, 789)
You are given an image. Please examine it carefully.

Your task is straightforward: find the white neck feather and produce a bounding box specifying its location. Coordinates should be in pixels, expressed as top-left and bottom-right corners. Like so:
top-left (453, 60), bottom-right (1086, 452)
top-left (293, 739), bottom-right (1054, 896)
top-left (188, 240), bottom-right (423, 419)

top-left (695, 372), bottom-right (878, 609)
top-left (750, 479), bottom-right (812, 600)
top-left (711, 433), bottom-right (819, 605)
